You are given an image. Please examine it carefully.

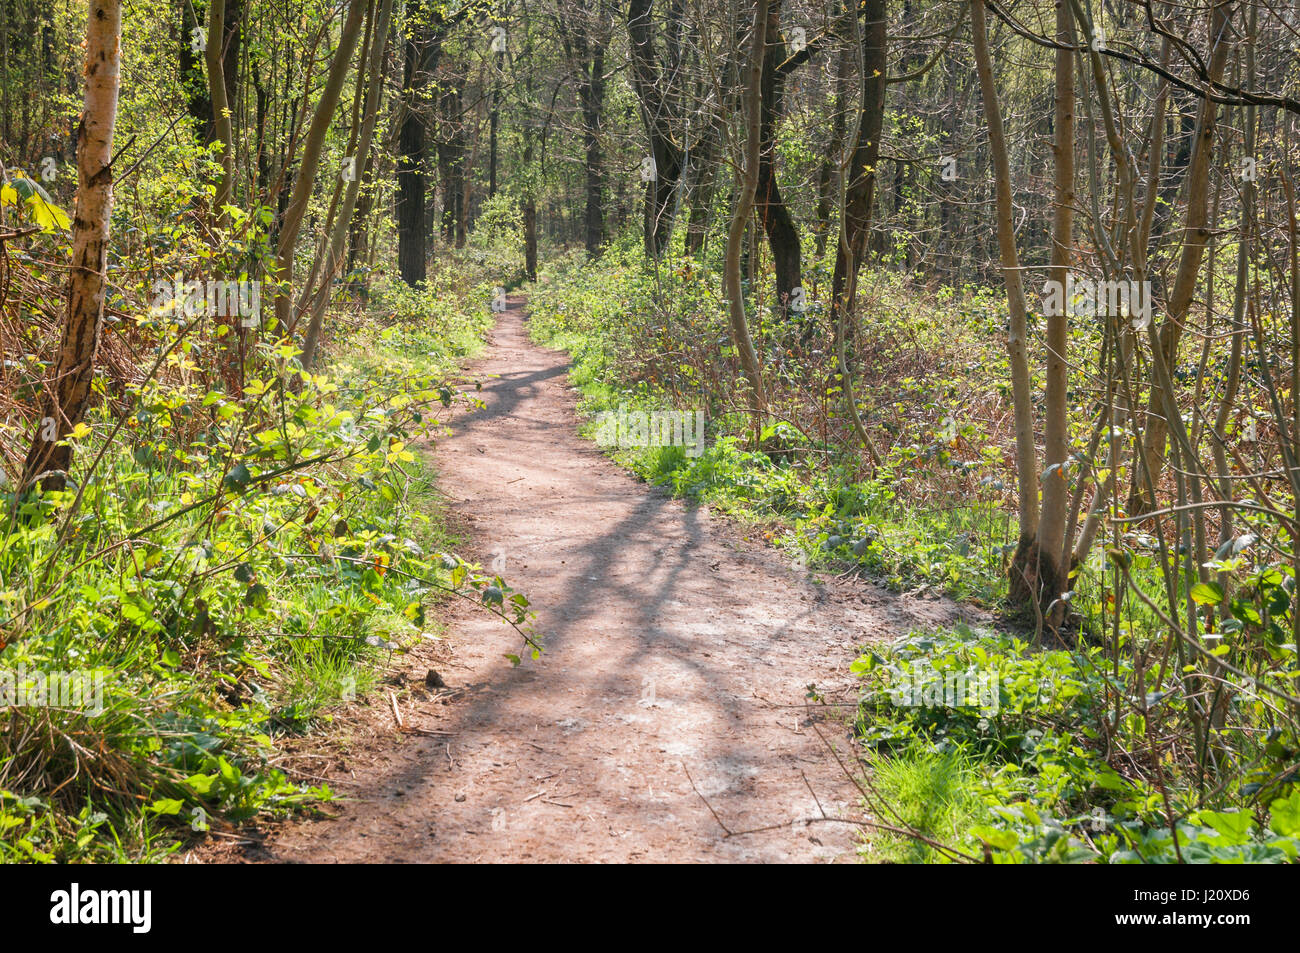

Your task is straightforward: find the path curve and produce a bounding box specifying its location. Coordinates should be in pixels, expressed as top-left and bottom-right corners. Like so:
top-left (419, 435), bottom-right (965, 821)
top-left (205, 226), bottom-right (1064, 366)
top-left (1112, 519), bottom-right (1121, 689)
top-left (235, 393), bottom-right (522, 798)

top-left (256, 297), bottom-right (971, 863)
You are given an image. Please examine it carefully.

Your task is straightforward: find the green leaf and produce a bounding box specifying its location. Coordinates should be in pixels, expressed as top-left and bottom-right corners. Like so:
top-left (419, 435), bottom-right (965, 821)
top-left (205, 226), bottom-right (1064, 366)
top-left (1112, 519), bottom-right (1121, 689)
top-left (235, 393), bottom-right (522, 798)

top-left (25, 194), bottom-right (70, 232)
top-left (971, 825), bottom-right (1018, 850)
top-left (1197, 810), bottom-right (1253, 845)
top-left (1269, 788), bottom-right (1300, 837)
top-left (186, 773), bottom-right (217, 795)
top-left (1190, 581), bottom-right (1224, 607)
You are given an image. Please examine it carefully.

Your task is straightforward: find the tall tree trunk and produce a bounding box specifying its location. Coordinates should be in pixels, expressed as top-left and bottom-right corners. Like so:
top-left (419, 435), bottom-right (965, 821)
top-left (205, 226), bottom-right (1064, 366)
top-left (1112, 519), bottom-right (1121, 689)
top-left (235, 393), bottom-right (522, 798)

top-left (970, 0), bottom-right (1039, 599)
top-left (221, 0), bottom-right (243, 114)
top-left (1024, 0), bottom-right (1075, 617)
top-left (828, 0), bottom-right (887, 341)
top-left (274, 0), bottom-right (366, 331)
top-left (576, 25), bottom-right (607, 257)
top-left (628, 0), bottom-right (683, 258)
top-left (825, 0), bottom-right (886, 465)
top-left (23, 0), bottom-right (122, 493)
top-left (300, 0), bottom-right (394, 368)
top-left (815, 44), bottom-right (851, 260)
top-left (489, 49), bottom-right (502, 198)
top-left (756, 0), bottom-right (801, 314)
top-left (684, 111), bottom-right (718, 258)
top-left (396, 7), bottom-right (444, 286)
top-left (1129, 0), bottom-right (1232, 512)
top-left (206, 0), bottom-right (234, 224)
top-left (525, 197), bottom-right (538, 280)
top-left (723, 0), bottom-right (769, 415)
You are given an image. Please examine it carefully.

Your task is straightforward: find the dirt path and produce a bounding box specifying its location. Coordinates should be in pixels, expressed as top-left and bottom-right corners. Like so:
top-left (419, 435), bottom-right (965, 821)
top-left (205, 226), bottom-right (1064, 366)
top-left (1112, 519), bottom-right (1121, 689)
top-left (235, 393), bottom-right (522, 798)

top-left (253, 297), bottom-right (974, 863)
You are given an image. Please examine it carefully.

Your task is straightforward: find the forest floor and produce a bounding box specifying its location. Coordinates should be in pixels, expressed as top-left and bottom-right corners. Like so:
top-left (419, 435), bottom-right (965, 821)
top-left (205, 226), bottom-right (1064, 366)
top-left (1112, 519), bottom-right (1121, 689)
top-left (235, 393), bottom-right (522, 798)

top-left (204, 295), bottom-right (982, 863)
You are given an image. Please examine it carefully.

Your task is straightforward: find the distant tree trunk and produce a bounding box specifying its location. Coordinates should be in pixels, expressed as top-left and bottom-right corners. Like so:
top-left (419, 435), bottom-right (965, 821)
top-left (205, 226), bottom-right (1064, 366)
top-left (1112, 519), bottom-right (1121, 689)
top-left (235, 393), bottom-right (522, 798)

top-left (723, 0), bottom-right (768, 416)
top-left (684, 113), bottom-right (718, 258)
top-left (756, 0), bottom-right (801, 314)
top-left (437, 83), bottom-right (459, 242)
top-left (396, 7), bottom-right (445, 286)
top-left (525, 197), bottom-right (538, 280)
top-left (628, 0), bottom-right (683, 258)
top-left (576, 24), bottom-right (607, 257)
top-left (685, 18), bottom-right (742, 261)
top-left (23, 0), bottom-right (122, 493)
top-left (489, 49), bottom-right (502, 198)
top-left (828, 0), bottom-right (887, 342)
top-left (348, 150), bottom-right (376, 273)
top-left (221, 0), bottom-right (243, 113)
top-left (252, 59), bottom-right (271, 197)
top-left (823, 0), bottom-right (886, 466)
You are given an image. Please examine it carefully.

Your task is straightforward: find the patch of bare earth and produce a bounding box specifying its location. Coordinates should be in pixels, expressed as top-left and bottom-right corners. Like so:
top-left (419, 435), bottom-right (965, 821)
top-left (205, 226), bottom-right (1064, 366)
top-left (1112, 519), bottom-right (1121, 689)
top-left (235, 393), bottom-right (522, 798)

top-left (204, 296), bottom-right (982, 863)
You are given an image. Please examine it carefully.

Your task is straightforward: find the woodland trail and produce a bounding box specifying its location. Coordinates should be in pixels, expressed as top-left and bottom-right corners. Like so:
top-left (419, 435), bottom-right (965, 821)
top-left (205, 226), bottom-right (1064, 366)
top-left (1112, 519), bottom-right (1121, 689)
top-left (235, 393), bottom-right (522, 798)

top-left (248, 296), bottom-right (975, 863)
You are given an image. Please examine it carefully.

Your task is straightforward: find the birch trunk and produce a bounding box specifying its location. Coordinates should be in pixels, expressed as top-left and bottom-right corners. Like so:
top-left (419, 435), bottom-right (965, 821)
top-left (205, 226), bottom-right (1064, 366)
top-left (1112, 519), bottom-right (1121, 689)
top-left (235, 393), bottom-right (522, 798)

top-left (22, 0), bottom-right (122, 493)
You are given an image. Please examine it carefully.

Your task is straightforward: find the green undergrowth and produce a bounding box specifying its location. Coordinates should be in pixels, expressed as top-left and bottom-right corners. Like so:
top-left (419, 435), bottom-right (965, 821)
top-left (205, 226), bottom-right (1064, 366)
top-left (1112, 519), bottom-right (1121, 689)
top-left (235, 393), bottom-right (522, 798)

top-left (0, 253), bottom-right (532, 862)
top-left (852, 626), bottom-right (1300, 863)
top-left (528, 245), bottom-right (1300, 865)
top-left (527, 246), bottom-right (1008, 604)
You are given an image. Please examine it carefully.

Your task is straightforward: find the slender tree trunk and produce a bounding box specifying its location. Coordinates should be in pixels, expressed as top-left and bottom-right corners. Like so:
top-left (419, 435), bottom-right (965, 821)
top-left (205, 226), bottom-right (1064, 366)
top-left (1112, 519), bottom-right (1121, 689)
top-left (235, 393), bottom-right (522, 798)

top-left (579, 33), bottom-right (606, 257)
top-left (274, 0), bottom-right (366, 331)
top-left (489, 48), bottom-right (503, 197)
top-left (825, 0), bottom-right (886, 465)
top-left (815, 44), bottom-right (851, 260)
top-left (23, 0), bottom-right (122, 492)
top-left (1130, 0), bottom-right (1232, 512)
top-left (525, 197), bottom-right (538, 281)
top-left (206, 0), bottom-right (234, 224)
top-left (1026, 0), bottom-right (1075, 617)
top-left (756, 0), bottom-right (801, 313)
top-left (828, 0), bottom-right (887, 342)
top-left (970, 0), bottom-right (1039, 599)
top-left (222, 0), bottom-right (243, 114)
top-left (724, 0), bottom-right (769, 415)
top-left (300, 0), bottom-right (394, 368)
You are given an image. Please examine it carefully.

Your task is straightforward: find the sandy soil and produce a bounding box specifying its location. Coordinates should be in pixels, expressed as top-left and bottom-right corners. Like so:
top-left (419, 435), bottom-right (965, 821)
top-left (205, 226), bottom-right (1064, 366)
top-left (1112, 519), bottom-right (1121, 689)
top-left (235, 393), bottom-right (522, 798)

top-left (229, 296), bottom-right (979, 863)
